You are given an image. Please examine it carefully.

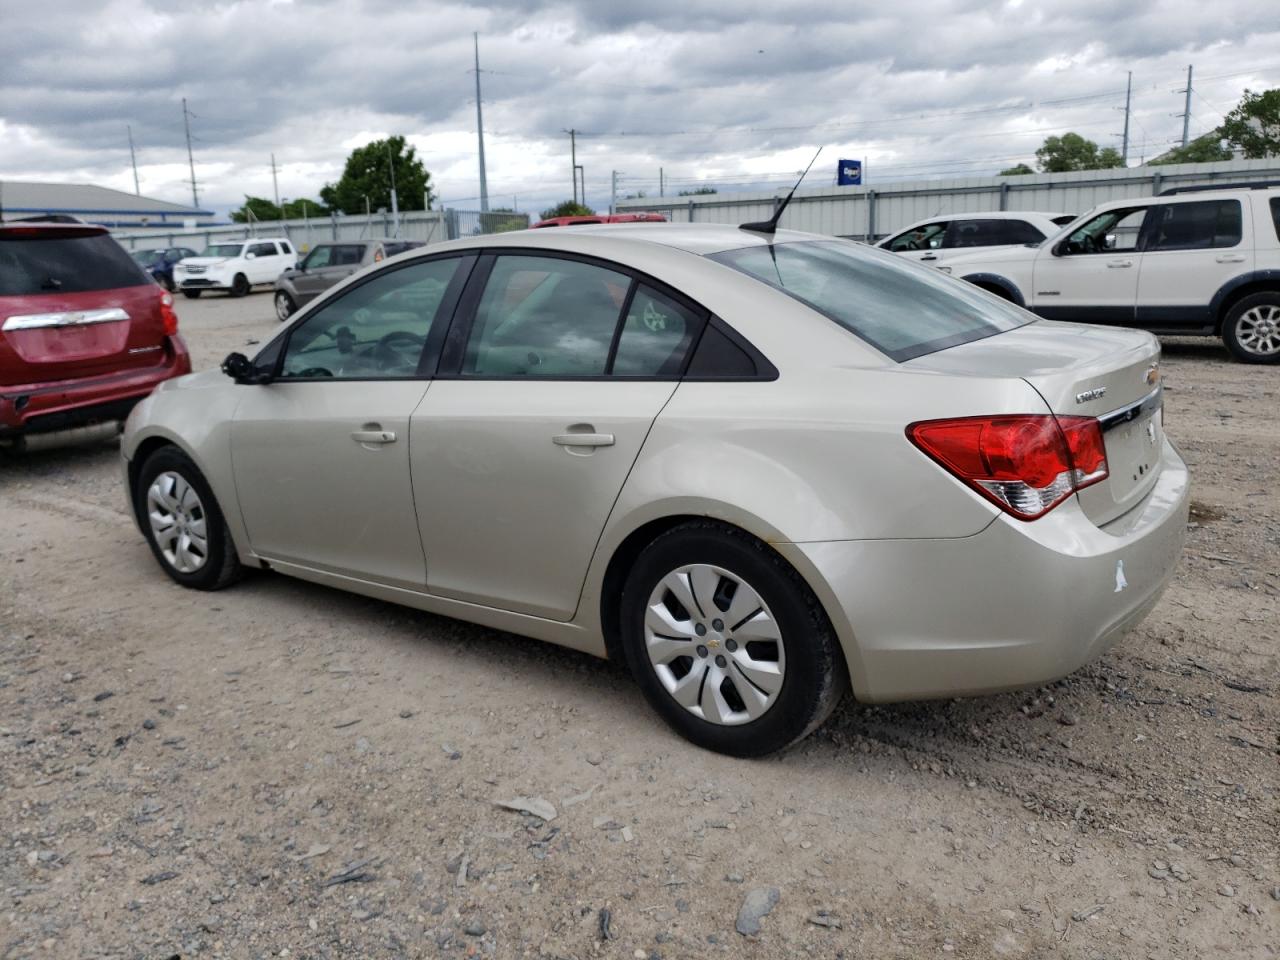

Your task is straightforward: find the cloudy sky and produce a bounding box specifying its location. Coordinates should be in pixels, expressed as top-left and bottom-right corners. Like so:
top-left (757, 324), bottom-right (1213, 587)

top-left (1, 0), bottom-right (1277, 218)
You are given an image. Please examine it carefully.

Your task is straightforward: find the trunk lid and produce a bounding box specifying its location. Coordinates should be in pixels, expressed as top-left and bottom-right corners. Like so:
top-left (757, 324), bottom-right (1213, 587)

top-left (1, 227), bottom-right (170, 386)
top-left (907, 320), bottom-right (1164, 526)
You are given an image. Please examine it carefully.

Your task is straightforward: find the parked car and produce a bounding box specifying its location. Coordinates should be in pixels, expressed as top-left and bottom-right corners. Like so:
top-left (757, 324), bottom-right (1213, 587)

top-left (1, 221), bottom-right (189, 445)
top-left (122, 223), bottom-right (1187, 756)
top-left (131, 246), bottom-right (199, 291)
top-left (533, 213), bottom-right (668, 228)
top-left (878, 212), bottom-right (1075, 263)
top-left (173, 237), bottom-right (296, 299)
top-left (273, 239), bottom-right (425, 320)
top-left (936, 182), bottom-right (1280, 363)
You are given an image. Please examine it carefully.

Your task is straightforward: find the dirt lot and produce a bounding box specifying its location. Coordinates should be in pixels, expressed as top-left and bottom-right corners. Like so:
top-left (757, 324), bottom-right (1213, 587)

top-left (2, 292), bottom-right (1277, 959)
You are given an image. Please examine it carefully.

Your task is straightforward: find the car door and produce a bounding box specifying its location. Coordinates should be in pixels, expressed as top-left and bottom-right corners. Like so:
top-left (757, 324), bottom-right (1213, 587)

top-left (1135, 198), bottom-right (1252, 330)
top-left (294, 245), bottom-right (334, 300)
top-left (1029, 205), bottom-right (1149, 323)
top-left (229, 254), bottom-right (472, 587)
top-left (410, 252), bottom-right (705, 620)
top-left (245, 241), bottom-right (279, 284)
top-left (880, 222), bottom-right (949, 263)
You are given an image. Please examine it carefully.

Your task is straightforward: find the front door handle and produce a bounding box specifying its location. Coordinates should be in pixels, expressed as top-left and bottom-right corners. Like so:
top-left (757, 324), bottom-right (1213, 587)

top-left (1106, 259), bottom-right (1133, 268)
top-left (553, 432), bottom-right (615, 448)
top-left (351, 429), bottom-right (396, 445)
top-left (920, 254), bottom-right (938, 261)
top-left (1215, 254), bottom-right (1246, 263)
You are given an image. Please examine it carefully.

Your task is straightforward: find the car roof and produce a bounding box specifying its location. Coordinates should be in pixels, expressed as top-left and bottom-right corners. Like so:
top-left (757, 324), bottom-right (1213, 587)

top-left (492, 221), bottom-right (825, 256)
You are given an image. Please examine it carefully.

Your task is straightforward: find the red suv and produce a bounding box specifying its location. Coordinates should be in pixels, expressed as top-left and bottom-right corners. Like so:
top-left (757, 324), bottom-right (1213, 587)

top-left (1, 222), bottom-right (190, 444)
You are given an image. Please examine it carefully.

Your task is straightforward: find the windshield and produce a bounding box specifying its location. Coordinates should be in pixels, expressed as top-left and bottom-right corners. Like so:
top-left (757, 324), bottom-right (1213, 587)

top-left (203, 244), bottom-right (243, 258)
top-left (710, 240), bottom-right (1032, 362)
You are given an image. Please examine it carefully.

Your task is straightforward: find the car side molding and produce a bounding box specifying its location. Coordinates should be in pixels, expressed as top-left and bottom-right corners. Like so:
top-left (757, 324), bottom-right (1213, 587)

top-left (957, 272), bottom-right (1026, 308)
top-left (1208, 270), bottom-right (1280, 326)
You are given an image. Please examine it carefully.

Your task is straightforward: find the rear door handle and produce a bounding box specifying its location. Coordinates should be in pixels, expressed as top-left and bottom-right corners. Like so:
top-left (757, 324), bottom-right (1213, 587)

top-left (351, 429), bottom-right (397, 444)
top-left (1215, 254), bottom-right (1246, 263)
top-left (1106, 259), bottom-right (1133, 268)
top-left (553, 432), bottom-right (615, 447)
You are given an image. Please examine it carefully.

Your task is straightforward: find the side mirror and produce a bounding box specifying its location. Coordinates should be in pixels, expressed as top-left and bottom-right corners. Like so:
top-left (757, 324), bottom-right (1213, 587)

top-left (245, 252), bottom-right (257, 259)
top-left (1103, 234), bottom-right (1117, 250)
top-left (221, 351), bottom-right (270, 384)
top-left (297, 262), bottom-right (306, 273)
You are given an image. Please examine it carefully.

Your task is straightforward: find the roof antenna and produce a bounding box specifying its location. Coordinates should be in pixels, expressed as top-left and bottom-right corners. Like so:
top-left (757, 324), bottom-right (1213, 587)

top-left (740, 146), bottom-right (823, 235)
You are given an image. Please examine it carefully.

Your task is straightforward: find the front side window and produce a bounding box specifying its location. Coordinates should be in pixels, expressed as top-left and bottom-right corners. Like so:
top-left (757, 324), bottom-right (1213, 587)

top-left (1145, 199), bottom-right (1242, 251)
top-left (885, 222), bottom-right (947, 251)
top-left (462, 255), bottom-right (629, 377)
top-left (710, 240), bottom-right (1031, 362)
top-left (302, 246), bottom-right (334, 270)
top-left (279, 258), bottom-right (462, 379)
top-left (1059, 207), bottom-right (1147, 254)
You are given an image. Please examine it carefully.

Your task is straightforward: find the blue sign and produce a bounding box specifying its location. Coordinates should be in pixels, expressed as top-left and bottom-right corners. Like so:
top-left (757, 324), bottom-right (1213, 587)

top-left (837, 159), bottom-right (862, 186)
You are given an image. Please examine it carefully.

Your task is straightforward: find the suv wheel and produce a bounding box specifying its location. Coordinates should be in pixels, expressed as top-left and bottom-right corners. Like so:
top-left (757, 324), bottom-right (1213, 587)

top-left (182, 289), bottom-right (202, 299)
top-left (274, 290), bottom-right (296, 321)
top-left (1222, 292), bottom-right (1280, 364)
top-left (134, 446), bottom-right (242, 590)
top-left (619, 521), bottom-right (847, 757)
top-left (230, 274), bottom-right (251, 298)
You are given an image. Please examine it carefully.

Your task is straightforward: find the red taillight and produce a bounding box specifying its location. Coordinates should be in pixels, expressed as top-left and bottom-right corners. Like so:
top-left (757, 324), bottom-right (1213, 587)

top-left (158, 289), bottom-right (179, 336)
top-left (907, 414), bottom-right (1108, 520)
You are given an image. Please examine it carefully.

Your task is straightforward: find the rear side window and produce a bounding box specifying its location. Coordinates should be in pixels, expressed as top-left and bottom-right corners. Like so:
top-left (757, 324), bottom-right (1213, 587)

top-left (710, 240), bottom-right (1032, 362)
top-left (335, 245), bottom-right (365, 266)
top-left (279, 241), bottom-right (293, 254)
top-left (1146, 200), bottom-right (1242, 251)
top-left (249, 242), bottom-right (280, 257)
top-left (0, 232), bottom-right (149, 295)
top-left (612, 285), bottom-right (702, 376)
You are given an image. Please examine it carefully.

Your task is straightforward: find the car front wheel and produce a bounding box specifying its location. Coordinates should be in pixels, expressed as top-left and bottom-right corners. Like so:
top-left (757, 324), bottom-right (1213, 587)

top-left (1222, 292), bottom-right (1280, 364)
top-left (274, 290), bottom-right (296, 321)
top-left (134, 446), bottom-right (242, 590)
top-left (230, 274), bottom-right (251, 298)
top-left (182, 289), bottom-right (202, 299)
top-left (619, 521), bottom-right (847, 757)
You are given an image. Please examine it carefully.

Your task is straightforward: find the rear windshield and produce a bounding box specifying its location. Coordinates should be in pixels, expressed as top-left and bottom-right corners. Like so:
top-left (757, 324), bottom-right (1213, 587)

top-left (0, 232), bottom-right (150, 296)
top-left (709, 240), bottom-right (1032, 361)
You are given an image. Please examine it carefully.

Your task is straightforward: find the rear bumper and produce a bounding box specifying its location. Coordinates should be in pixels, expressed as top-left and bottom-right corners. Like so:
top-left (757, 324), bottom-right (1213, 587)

top-left (0, 335), bottom-right (191, 438)
top-left (799, 438), bottom-right (1190, 702)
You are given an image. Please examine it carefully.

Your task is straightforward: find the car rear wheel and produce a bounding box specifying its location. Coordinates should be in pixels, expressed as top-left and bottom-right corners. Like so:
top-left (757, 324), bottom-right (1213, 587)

top-left (230, 274), bottom-right (251, 298)
top-left (274, 290), bottom-right (296, 321)
top-left (182, 289), bottom-right (203, 299)
top-left (619, 521), bottom-right (847, 757)
top-left (1222, 292), bottom-right (1280, 364)
top-left (134, 446), bottom-right (241, 590)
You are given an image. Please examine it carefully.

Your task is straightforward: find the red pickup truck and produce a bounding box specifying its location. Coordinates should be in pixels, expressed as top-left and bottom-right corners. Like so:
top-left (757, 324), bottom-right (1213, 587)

top-left (1, 221), bottom-right (190, 446)
top-left (532, 212), bottom-right (668, 228)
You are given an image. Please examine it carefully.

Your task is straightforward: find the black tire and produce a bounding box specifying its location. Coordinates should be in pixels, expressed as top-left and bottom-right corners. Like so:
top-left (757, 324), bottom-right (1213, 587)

top-left (1221, 291), bottom-right (1280, 364)
top-left (160, 274), bottom-right (175, 292)
top-left (274, 290), bottom-right (296, 321)
top-left (230, 274), bottom-right (251, 298)
top-left (619, 521), bottom-right (848, 757)
top-left (182, 289), bottom-right (203, 299)
top-left (133, 446), bottom-right (242, 591)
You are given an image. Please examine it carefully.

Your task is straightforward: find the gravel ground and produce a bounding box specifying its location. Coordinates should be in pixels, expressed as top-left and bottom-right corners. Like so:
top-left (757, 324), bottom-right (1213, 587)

top-left (2, 292), bottom-right (1277, 959)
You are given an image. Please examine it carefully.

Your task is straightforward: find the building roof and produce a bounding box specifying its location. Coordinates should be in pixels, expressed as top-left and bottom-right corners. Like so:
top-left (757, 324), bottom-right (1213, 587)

top-left (0, 180), bottom-right (212, 218)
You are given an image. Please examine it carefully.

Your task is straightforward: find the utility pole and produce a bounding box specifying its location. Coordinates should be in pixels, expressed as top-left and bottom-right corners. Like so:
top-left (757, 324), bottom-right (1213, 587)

top-left (270, 153), bottom-right (280, 209)
top-left (1178, 65), bottom-right (1193, 147)
top-left (126, 125), bottom-right (141, 195)
top-left (386, 141), bottom-right (400, 236)
top-left (473, 33), bottom-right (490, 213)
top-left (659, 167), bottom-right (664, 197)
top-left (1121, 71), bottom-right (1132, 163)
top-left (182, 98), bottom-right (199, 208)
top-left (567, 129), bottom-right (578, 204)
top-left (610, 170), bottom-right (619, 214)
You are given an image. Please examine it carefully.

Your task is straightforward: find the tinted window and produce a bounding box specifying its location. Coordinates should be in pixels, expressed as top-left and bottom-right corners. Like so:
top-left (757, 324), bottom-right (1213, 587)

top-left (279, 241), bottom-right (293, 254)
top-left (0, 233), bottom-right (149, 295)
top-left (249, 242), bottom-right (279, 257)
top-left (302, 246), bottom-right (334, 269)
top-left (280, 258), bottom-right (462, 379)
top-left (946, 219), bottom-right (1045, 247)
top-left (462, 256), bottom-right (629, 377)
top-left (612, 285), bottom-right (702, 376)
top-left (710, 240), bottom-right (1031, 362)
top-left (383, 242), bottom-right (421, 257)
top-left (1146, 199), bottom-right (1242, 251)
top-left (885, 223), bottom-right (946, 251)
top-left (1272, 198), bottom-right (1280, 242)
top-left (335, 245), bottom-right (365, 266)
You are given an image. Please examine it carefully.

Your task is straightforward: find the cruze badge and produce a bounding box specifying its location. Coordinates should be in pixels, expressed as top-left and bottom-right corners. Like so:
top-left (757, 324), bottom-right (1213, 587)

top-left (1075, 386), bottom-right (1107, 404)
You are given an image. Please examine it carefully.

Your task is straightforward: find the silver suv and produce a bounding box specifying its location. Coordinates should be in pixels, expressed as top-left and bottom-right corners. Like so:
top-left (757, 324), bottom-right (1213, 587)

top-left (273, 239), bottom-right (425, 320)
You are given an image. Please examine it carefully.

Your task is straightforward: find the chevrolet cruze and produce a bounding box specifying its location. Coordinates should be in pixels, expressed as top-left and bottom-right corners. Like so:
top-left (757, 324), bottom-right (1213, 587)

top-left (122, 223), bottom-right (1189, 756)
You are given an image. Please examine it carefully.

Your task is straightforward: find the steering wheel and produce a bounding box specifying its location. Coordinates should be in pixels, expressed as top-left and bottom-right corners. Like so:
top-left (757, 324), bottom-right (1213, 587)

top-left (293, 366), bottom-right (334, 378)
top-left (372, 330), bottom-right (425, 371)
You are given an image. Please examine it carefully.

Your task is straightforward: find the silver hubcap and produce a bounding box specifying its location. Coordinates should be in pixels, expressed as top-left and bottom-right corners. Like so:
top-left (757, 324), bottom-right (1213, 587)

top-left (644, 564), bottom-right (785, 725)
top-left (275, 293), bottom-right (291, 320)
top-left (1236, 305), bottom-right (1280, 356)
top-left (146, 471), bottom-right (209, 573)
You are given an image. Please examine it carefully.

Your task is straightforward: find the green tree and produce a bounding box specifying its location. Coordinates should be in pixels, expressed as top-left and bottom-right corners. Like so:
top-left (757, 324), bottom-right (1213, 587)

top-left (230, 196), bottom-right (282, 223)
top-left (539, 200), bottom-right (595, 220)
top-left (320, 136), bottom-right (434, 215)
top-left (1149, 134), bottom-right (1232, 165)
top-left (678, 186), bottom-right (718, 196)
top-left (1035, 133), bottom-right (1126, 173)
top-left (999, 163), bottom-right (1035, 176)
top-left (281, 197), bottom-right (328, 218)
top-left (1219, 87), bottom-right (1280, 158)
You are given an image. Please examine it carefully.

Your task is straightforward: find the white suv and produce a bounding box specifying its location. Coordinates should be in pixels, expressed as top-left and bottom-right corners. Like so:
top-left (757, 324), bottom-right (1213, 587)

top-left (935, 183), bottom-right (1280, 363)
top-left (174, 238), bottom-right (297, 299)
top-left (878, 211), bottom-right (1074, 263)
